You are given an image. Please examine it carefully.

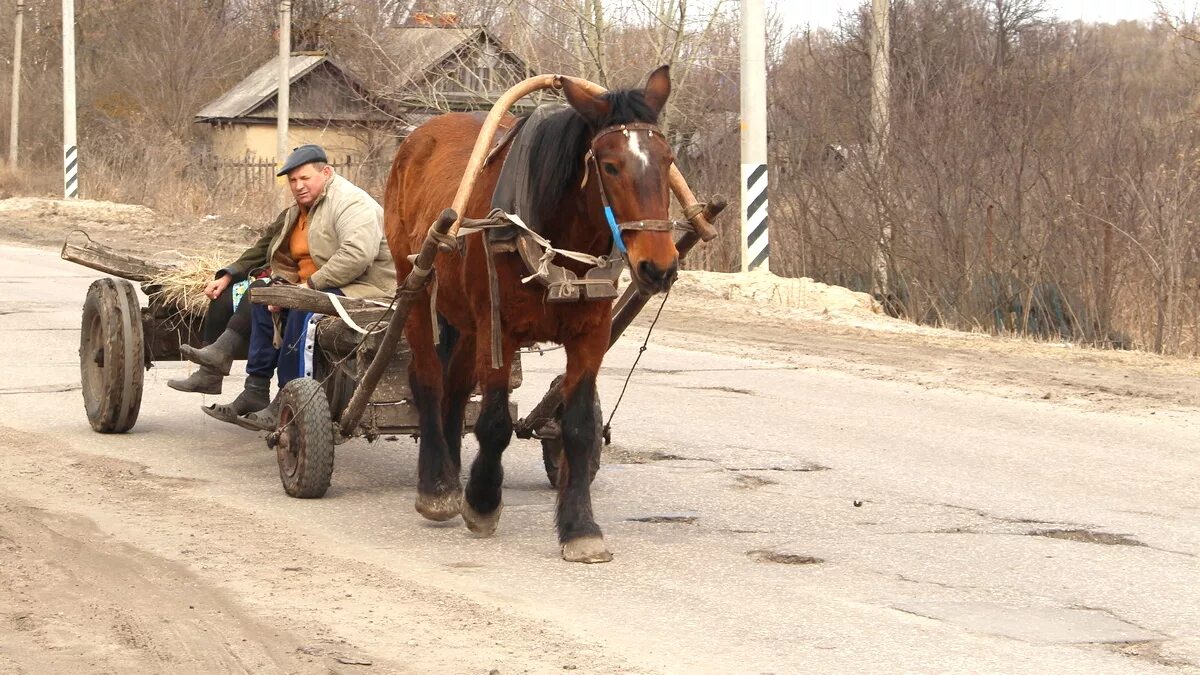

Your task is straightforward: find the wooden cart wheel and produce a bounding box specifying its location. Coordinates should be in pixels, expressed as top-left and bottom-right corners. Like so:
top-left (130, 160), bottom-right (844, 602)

top-left (542, 390), bottom-right (602, 489)
top-left (273, 378), bottom-right (335, 499)
top-left (79, 278), bottom-right (144, 433)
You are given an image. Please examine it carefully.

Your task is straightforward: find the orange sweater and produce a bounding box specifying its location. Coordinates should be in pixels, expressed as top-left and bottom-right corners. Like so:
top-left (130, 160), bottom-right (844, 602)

top-left (289, 210), bottom-right (317, 283)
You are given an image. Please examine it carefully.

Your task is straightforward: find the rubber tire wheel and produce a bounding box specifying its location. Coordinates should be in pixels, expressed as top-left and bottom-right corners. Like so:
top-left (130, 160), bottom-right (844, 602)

top-left (80, 278), bottom-right (144, 433)
top-left (275, 378), bottom-right (335, 498)
top-left (542, 390), bottom-right (602, 489)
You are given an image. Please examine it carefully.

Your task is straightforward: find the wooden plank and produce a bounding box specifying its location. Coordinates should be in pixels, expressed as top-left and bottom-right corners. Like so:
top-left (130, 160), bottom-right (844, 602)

top-left (60, 236), bottom-right (173, 282)
top-left (365, 400), bottom-right (516, 436)
top-left (314, 310), bottom-right (400, 356)
top-left (364, 355), bottom-right (412, 402)
top-left (250, 284), bottom-right (392, 314)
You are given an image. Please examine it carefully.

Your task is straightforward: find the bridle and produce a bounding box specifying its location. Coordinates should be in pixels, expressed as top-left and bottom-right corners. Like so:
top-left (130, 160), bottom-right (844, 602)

top-left (582, 122), bottom-right (676, 255)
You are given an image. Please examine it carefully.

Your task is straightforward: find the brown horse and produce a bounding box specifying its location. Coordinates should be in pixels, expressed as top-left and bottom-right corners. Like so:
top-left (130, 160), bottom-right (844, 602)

top-left (384, 66), bottom-right (679, 562)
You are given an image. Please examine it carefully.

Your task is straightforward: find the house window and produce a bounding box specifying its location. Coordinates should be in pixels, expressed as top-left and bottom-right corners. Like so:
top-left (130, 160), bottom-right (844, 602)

top-left (475, 45), bottom-right (500, 91)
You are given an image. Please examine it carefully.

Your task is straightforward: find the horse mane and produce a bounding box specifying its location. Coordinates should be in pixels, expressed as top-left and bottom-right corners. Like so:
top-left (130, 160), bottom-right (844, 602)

top-left (523, 88), bottom-right (660, 233)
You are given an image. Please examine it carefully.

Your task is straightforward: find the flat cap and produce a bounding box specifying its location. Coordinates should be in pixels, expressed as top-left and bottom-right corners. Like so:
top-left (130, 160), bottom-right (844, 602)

top-left (276, 144), bottom-right (328, 176)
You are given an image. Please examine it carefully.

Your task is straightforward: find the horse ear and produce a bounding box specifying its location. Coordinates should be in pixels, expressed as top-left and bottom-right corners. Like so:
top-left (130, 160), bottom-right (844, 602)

top-left (643, 65), bottom-right (671, 117)
top-left (561, 76), bottom-right (610, 126)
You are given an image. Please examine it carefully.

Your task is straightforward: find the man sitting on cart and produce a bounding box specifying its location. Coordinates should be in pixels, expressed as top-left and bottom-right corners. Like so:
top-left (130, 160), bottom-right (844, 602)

top-left (168, 144), bottom-right (395, 430)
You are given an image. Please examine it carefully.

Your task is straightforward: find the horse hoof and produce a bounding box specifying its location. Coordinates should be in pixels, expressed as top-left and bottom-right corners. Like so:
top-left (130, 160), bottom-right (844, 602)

top-left (561, 536), bottom-right (612, 563)
top-left (415, 490), bottom-right (462, 522)
top-left (462, 500), bottom-right (503, 537)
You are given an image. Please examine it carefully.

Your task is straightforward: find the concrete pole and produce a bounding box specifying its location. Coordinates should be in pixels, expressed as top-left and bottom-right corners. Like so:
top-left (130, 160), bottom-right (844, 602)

top-left (9, 0), bottom-right (23, 167)
top-left (870, 0), bottom-right (891, 296)
top-left (740, 0), bottom-right (769, 272)
top-left (62, 0), bottom-right (77, 198)
top-left (277, 0), bottom-right (291, 169)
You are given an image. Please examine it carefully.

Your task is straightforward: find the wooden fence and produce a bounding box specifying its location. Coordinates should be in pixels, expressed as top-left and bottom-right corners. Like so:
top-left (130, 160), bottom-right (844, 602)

top-left (198, 154), bottom-right (392, 196)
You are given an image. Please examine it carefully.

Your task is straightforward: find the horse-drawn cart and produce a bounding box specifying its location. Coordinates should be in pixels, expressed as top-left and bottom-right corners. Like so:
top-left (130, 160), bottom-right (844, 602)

top-left (64, 71), bottom-right (725, 515)
top-left (62, 233), bottom-right (512, 497)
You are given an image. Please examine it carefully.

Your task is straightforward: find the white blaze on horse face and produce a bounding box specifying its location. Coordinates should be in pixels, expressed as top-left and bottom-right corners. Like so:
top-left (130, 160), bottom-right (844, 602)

top-left (627, 130), bottom-right (651, 172)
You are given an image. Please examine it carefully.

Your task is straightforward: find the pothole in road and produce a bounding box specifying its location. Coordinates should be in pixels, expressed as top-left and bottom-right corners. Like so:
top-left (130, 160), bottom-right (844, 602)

top-left (603, 448), bottom-right (693, 464)
top-left (1027, 529), bottom-right (1146, 547)
top-left (627, 513), bottom-right (699, 525)
top-left (747, 549), bottom-right (824, 565)
top-left (733, 474), bottom-right (778, 490)
top-left (724, 463), bottom-right (829, 473)
top-left (1109, 641), bottom-right (1198, 669)
top-left (0, 384), bottom-right (81, 395)
top-left (680, 385), bottom-right (755, 396)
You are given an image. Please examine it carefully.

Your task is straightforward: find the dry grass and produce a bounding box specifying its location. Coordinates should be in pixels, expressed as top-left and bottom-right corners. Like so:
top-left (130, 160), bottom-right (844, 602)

top-left (144, 251), bottom-right (234, 328)
top-left (0, 165), bottom-right (28, 198)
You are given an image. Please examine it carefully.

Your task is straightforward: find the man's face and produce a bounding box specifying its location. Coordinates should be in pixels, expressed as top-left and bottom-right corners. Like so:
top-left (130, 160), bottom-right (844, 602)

top-left (288, 163), bottom-right (331, 208)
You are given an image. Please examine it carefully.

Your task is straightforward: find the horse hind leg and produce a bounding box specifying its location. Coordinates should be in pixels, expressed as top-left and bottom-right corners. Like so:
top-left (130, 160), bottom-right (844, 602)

top-left (407, 293), bottom-right (462, 522)
top-left (440, 320), bottom-right (477, 476)
top-left (462, 340), bottom-right (516, 537)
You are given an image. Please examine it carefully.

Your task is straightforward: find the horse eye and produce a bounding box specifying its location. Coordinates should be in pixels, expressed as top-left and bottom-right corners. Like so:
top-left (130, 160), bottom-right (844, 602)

top-left (602, 162), bottom-right (620, 176)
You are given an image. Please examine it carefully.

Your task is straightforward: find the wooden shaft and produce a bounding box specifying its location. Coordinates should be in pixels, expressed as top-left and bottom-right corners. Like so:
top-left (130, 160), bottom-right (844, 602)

top-left (670, 167), bottom-right (720, 241)
top-left (447, 74), bottom-right (565, 240)
top-left (339, 208), bottom-right (456, 437)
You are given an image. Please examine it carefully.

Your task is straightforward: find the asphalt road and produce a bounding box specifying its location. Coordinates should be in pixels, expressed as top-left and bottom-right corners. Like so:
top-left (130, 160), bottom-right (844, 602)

top-left (0, 243), bottom-right (1197, 673)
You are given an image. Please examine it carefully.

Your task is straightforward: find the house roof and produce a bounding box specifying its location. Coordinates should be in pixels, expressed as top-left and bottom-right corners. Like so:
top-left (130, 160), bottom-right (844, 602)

top-left (196, 53), bottom-right (327, 121)
top-left (376, 27), bottom-right (483, 86)
top-left (195, 27), bottom-right (533, 124)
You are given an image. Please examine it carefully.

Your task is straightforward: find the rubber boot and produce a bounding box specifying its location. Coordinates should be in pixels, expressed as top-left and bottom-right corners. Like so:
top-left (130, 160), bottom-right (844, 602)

top-left (236, 395), bottom-right (282, 431)
top-left (167, 365), bottom-right (224, 395)
top-left (179, 328), bottom-right (247, 376)
top-left (228, 375), bottom-right (271, 415)
top-left (201, 375), bottom-right (270, 424)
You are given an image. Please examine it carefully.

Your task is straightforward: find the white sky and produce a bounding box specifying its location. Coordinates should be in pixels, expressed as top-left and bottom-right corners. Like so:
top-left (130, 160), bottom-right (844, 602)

top-left (776, 0), bottom-right (1167, 30)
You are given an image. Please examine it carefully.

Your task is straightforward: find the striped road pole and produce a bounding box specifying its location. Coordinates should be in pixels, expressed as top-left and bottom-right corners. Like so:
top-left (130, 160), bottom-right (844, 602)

top-left (743, 164), bottom-right (768, 270)
top-left (62, 0), bottom-right (78, 198)
top-left (740, 0), bottom-right (768, 271)
top-left (64, 145), bottom-right (78, 198)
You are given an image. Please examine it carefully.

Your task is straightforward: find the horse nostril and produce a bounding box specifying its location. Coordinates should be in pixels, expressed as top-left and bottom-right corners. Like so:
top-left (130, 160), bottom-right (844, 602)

top-left (638, 260), bottom-right (664, 285)
top-left (637, 260), bottom-right (678, 289)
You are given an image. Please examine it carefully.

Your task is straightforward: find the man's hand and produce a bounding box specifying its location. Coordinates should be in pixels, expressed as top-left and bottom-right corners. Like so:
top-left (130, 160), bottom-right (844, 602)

top-left (203, 274), bottom-right (232, 300)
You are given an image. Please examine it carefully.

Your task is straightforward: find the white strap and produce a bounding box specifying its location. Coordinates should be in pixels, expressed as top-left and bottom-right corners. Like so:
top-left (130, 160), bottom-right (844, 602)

top-left (327, 293), bottom-right (390, 335)
top-left (458, 213), bottom-right (611, 284)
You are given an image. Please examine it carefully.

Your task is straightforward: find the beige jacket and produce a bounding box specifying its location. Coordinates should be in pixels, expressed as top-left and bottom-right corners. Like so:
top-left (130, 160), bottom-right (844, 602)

top-left (266, 173), bottom-right (395, 299)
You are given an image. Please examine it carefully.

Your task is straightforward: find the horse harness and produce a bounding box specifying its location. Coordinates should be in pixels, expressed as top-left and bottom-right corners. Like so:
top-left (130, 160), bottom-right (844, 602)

top-left (448, 119), bottom-right (694, 368)
top-left (582, 122), bottom-right (678, 255)
top-left (484, 121), bottom-right (688, 299)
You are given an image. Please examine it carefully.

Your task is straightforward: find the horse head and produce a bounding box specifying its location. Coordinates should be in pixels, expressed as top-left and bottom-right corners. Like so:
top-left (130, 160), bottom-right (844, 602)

top-left (562, 66), bottom-right (680, 295)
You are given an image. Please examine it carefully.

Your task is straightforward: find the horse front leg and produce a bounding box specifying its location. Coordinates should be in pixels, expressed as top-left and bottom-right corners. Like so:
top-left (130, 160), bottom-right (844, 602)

top-left (461, 336), bottom-right (516, 537)
top-left (407, 293), bottom-right (462, 521)
top-left (557, 329), bottom-right (612, 563)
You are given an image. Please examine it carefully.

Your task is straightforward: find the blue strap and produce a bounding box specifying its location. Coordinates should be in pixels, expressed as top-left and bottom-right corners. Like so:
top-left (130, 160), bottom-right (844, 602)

top-left (605, 206), bottom-right (627, 253)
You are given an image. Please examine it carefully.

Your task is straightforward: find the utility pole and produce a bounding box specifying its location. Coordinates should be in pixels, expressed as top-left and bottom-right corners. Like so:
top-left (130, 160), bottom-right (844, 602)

top-left (740, 0), bottom-right (769, 272)
top-left (869, 0), bottom-right (891, 297)
top-left (9, 0), bottom-right (24, 167)
top-left (277, 0), bottom-right (291, 170)
top-left (62, 0), bottom-right (78, 198)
